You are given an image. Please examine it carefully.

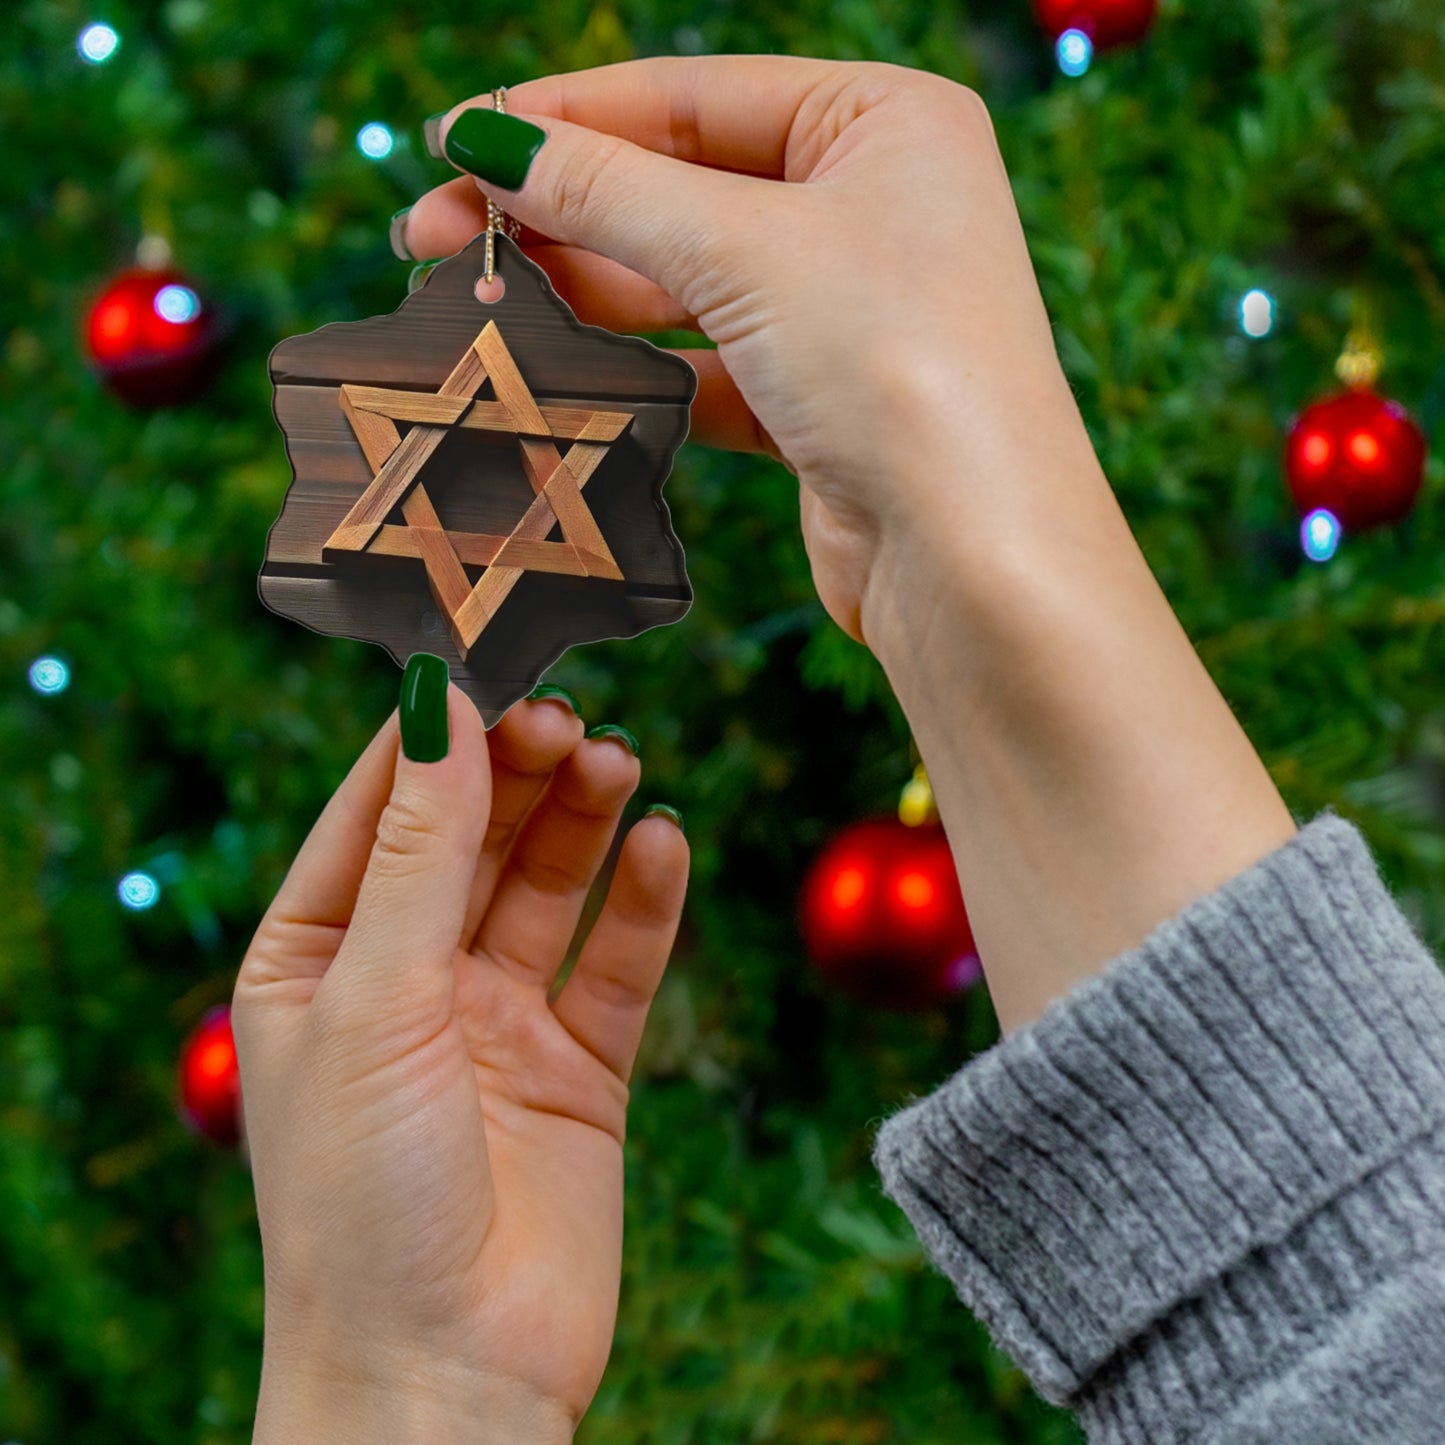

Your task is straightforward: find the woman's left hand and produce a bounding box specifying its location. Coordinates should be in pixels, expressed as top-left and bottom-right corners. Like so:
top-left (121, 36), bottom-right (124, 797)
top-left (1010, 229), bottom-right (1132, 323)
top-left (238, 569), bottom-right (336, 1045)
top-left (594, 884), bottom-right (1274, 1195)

top-left (232, 683), bottom-right (688, 1443)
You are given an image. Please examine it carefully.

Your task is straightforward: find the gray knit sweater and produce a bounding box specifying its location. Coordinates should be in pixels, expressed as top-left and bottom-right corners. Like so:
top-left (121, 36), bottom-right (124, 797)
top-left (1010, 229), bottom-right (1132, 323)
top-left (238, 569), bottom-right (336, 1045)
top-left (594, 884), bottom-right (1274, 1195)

top-left (870, 812), bottom-right (1445, 1442)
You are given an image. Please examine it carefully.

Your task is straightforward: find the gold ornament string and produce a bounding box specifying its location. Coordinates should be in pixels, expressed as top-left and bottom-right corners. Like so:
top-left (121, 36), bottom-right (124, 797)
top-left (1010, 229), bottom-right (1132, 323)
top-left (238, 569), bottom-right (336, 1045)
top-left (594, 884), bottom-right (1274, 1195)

top-left (484, 87), bottom-right (523, 285)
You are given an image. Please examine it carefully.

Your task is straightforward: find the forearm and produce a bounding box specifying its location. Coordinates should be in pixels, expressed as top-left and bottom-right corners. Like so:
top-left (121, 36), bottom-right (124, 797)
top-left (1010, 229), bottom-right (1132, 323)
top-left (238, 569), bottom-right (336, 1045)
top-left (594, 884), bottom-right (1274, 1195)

top-left (859, 369), bottom-right (1297, 1034)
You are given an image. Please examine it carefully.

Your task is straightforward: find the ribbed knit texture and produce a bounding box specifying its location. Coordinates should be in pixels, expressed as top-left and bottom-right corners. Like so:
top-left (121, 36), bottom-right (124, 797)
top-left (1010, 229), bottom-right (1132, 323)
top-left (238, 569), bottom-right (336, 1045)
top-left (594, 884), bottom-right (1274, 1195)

top-left (870, 812), bottom-right (1445, 1442)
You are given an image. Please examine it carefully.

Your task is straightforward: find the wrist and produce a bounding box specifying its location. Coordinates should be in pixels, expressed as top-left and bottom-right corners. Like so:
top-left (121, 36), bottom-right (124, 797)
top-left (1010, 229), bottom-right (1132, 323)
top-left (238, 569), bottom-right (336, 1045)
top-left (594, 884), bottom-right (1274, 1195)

top-left (856, 400), bottom-right (1294, 1033)
top-left (858, 392), bottom-right (1117, 683)
top-left (254, 1342), bottom-right (575, 1445)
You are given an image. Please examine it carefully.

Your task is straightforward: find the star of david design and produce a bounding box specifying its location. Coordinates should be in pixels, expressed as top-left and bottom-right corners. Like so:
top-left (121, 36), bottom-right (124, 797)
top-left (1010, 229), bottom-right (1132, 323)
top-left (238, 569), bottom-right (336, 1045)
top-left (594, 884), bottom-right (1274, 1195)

top-left (322, 319), bottom-right (634, 661)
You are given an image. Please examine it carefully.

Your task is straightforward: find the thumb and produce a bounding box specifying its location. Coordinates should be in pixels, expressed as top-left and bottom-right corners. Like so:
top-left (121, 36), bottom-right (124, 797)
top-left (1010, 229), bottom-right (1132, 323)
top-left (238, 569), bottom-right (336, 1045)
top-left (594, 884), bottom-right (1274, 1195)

top-left (325, 654), bottom-right (491, 1024)
top-left (438, 104), bottom-right (759, 317)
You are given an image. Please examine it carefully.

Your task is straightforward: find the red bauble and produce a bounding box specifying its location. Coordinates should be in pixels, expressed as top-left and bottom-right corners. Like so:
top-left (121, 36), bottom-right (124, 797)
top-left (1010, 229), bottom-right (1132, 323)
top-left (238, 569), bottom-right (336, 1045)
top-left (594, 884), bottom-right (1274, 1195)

top-left (1285, 388), bottom-right (1427, 533)
top-left (800, 818), bottom-right (981, 1011)
top-left (85, 267), bottom-right (221, 407)
top-left (1034, 0), bottom-right (1157, 48)
top-left (178, 1006), bottom-right (242, 1147)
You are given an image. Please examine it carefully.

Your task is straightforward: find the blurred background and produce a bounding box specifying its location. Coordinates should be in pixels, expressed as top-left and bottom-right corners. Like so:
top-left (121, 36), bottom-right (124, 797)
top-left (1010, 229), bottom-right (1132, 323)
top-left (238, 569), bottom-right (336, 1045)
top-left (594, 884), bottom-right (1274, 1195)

top-left (3, 0), bottom-right (1445, 1440)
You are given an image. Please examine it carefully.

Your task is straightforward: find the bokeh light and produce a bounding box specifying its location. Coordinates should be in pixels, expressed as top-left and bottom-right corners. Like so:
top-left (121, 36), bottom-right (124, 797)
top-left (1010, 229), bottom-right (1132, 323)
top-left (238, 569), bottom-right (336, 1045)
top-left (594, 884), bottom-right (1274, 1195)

top-left (1240, 288), bottom-right (1274, 338)
top-left (356, 122), bottom-right (395, 159)
top-left (118, 872), bottom-right (161, 910)
top-left (28, 657), bottom-right (70, 695)
top-left (153, 284), bottom-right (201, 324)
top-left (1057, 29), bottom-right (1093, 76)
top-left (78, 22), bottom-right (120, 64)
top-left (1301, 508), bottom-right (1342, 563)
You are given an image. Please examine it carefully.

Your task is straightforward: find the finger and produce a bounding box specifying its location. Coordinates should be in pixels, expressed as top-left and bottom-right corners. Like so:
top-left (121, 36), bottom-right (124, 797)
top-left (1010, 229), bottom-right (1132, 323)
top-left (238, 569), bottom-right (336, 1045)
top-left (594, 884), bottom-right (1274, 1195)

top-left (550, 813), bottom-right (689, 1084)
top-left (434, 101), bottom-right (763, 312)
top-left (667, 348), bottom-right (786, 461)
top-left (323, 678), bottom-right (492, 1027)
top-left (459, 693), bottom-right (586, 951)
top-left (400, 182), bottom-right (700, 333)
top-left (470, 733), bottom-right (642, 990)
top-left (502, 56), bottom-right (853, 177)
top-left (237, 710), bottom-right (404, 994)
top-left (516, 244), bottom-right (700, 334)
top-left (399, 174), bottom-right (557, 256)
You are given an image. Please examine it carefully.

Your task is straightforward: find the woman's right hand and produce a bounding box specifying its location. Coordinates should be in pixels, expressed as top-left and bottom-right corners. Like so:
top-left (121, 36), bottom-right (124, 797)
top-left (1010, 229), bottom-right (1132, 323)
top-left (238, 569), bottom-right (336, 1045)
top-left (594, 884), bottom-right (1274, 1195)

top-left (401, 57), bottom-right (1101, 647)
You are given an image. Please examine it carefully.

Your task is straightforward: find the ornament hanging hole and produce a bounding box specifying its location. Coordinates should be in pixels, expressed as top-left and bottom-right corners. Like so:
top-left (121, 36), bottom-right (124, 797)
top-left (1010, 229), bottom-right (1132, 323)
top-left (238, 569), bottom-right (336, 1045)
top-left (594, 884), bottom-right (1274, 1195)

top-left (475, 275), bottom-right (506, 305)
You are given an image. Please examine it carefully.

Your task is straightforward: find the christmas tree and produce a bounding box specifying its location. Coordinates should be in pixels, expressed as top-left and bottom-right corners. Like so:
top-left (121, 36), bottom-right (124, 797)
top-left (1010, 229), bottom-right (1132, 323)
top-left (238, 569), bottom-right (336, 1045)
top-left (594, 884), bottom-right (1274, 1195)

top-left (3, 1), bottom-right (1443, 1441)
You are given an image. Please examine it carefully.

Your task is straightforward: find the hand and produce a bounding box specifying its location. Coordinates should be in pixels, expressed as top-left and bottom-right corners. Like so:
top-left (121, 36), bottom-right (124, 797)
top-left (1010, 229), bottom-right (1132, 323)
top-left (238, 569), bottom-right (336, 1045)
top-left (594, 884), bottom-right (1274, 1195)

top-left (232, 688), bottom-right (688, 1441)
top-left (404, 59), bottom-right (1295, 1037)
top-left (401, 56), bottom-right (1094, 645)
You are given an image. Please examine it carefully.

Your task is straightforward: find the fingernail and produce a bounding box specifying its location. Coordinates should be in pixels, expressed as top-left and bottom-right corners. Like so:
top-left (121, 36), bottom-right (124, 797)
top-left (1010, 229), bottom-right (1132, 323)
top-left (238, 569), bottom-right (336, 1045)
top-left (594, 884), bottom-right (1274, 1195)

top-left (443, 107), bottom-right (546, 191)
top-left (585, 723), bottom-right (639, 756)
top-left (400, 653), bottom-right (450, 762)
top-left (644, 803), bottom-right (684, 834)
top-left (407, 259), bottom-right (443, 294)
top-left (527, 683), bottom-right (581, 715)
top-left (423, 111), bottom-right (447, 160)
top-left (389, 206), bottom-right (413, 261)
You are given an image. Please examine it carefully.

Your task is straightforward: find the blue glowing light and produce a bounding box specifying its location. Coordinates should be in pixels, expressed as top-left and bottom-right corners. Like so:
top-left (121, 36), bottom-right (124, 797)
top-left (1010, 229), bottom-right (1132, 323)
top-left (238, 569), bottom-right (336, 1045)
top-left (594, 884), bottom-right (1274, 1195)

top-left (1057, 28), bottom-right (1093, 77)
top-left (118, 871), bottom-right (161, 910)
top-left (78, 22), bottom-right (120, 64)
top-left (1301, 508), bottom-right (1342, 563)
top-left (28, 657), bottom-right (70, 695)
top-left (356, 122), bottom-right (395, 159)
top-left (153, 284), bottom-right (201, 324)
top-left (1240, 288), bottom-right (1275, 338)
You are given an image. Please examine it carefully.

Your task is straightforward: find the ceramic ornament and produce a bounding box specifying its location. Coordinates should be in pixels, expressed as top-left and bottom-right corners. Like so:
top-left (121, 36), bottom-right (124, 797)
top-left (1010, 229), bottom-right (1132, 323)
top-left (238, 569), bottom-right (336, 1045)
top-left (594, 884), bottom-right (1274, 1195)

top-left (261, 231), bottom-right (696, 724)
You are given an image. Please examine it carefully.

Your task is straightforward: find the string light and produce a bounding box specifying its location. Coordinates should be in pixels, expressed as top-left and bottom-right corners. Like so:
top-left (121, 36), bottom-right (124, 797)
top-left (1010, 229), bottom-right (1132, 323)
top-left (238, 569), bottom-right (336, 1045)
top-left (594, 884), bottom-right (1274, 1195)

top-left (356, 122), bottom-right (395, 159)
top-left (1057, 29), bottom-right (1093, 76)
top-left (1240, 289), bottom-right (1275, 338)
top-left (118, 871), bottom-right (161, 910)
top-left (153, 284), bottom-right (201, 324)
top-left (1301, 508), bottom-right (1341, 563)
top-left (78, 22), bottom-right (120, 64)
top-left (28, 657), bottom-right (70, 695)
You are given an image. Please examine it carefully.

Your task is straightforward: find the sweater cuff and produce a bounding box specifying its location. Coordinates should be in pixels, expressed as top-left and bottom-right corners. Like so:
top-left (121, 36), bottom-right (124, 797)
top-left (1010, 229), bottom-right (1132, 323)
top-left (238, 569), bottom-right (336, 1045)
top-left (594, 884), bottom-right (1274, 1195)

top-left (870, 812), bottom-right (1445, 1406)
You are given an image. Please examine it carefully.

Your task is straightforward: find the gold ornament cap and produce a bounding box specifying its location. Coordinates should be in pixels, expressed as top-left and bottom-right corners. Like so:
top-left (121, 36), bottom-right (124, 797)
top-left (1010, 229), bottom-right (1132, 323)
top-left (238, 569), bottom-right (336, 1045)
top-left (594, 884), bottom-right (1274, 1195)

top-left (898, 764), bottom-right (938, 827)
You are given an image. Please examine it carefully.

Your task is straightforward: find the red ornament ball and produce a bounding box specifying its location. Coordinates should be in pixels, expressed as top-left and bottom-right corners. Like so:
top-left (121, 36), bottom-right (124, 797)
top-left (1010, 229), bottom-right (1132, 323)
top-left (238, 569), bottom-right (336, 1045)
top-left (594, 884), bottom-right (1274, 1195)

top-left (1034, 0), bottom-right (1157, 49)
top-left (85, 267), bottom-right (221, 407)
top-left (800, 818), bottom-right (981, 1011)
top-left (1285, 388), bottom-right (1427, 533)
top-left (178, 1005), bottom-right (242, 1147)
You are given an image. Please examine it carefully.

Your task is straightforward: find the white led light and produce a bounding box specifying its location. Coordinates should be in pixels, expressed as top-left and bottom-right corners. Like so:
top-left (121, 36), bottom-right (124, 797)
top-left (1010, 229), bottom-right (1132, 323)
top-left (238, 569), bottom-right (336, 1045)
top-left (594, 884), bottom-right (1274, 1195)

top-left (78, 23), bottom-right (120, 64)
top-left (1240, 288), bottom-right (1275, 338)
top-left (1301, 508), bottom-right (1341, 563)
top-left (118, 871), bottom-right (161, 910)
top-left (28, 657), bottom-right (70, 694)
top-left (154, 284), bottom-right (201, 324)
top-left (357, 122), bottom-right (395, 160)
top-left (1057, 28), bottom-right (1093, 77)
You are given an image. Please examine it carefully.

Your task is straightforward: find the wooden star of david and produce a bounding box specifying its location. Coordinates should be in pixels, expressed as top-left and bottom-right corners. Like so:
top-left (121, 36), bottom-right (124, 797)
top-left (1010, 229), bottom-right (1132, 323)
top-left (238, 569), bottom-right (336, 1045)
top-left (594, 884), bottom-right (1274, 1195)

top-left (262, 231), bottom-right (695, 725)
top-left (323, 320), bottom-right (634, 661)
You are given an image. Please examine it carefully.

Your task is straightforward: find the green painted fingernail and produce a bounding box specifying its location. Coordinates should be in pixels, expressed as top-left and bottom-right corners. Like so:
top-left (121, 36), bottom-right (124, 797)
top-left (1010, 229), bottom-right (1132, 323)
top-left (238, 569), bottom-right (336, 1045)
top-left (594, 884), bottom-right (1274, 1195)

top-left (407, 259), bottom-right (443, 294)
top-left (644, 803), bottom-right (684, 833)
top-left (400, 653), bottom-right (450, 762)
top-left (423, 111), bottom-right (447, 160)
top-left (388, 206), bottom-right (413, 261)
top-left (527, 683), bottom-right (581, 715)
top-left (585, 723), bottom-right (639, 756)
top-left (443, 107), bottom-right (546, 191)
